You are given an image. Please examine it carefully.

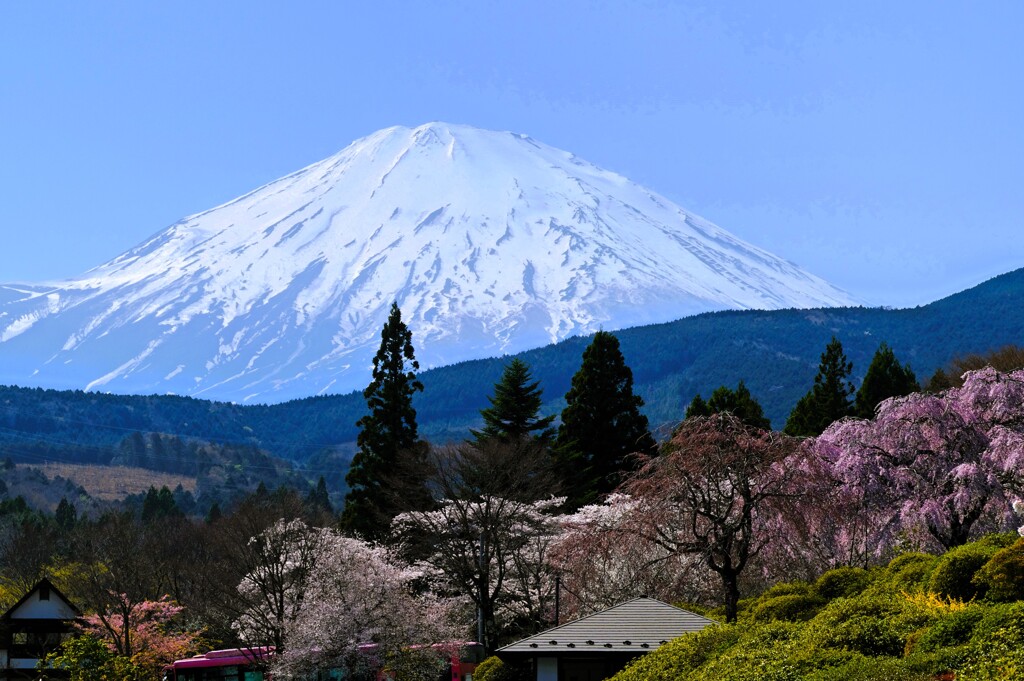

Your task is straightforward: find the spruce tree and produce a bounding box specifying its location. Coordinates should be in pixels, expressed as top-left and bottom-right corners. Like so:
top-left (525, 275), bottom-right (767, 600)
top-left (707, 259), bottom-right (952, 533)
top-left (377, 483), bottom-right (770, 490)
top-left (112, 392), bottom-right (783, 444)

top-left (855, 342), bottom-right (920, 418)
top-left (472, 358), bottom-right (555, 445)
top-left (784, 336), bottom-right (854, 437)
top-left (342, 302), bottom-right (425, 540)
top-left (555, 331), bottom-right (656, 508)
top-left (685, 380), bottom-right (771, 430)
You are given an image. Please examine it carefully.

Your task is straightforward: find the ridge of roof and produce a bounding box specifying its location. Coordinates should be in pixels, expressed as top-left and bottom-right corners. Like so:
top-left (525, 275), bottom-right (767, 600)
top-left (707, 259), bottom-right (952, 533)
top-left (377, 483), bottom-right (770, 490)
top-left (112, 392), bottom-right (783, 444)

top-left (0, 577), bottom-right (83, 620)
top-left (497, 597), bottom-right (715, 654)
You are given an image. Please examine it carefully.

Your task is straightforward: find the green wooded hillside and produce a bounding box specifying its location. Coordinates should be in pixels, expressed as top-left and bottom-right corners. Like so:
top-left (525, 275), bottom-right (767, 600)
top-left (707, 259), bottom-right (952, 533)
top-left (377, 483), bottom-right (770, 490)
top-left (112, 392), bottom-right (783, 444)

top-left (1, 267), bottom-right (1022, 469)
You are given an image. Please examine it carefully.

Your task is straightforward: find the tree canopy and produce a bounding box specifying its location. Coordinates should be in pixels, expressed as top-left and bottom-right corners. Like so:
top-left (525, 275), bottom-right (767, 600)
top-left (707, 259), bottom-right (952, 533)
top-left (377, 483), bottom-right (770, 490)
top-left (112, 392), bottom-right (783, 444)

top-left (555, 331), bottom-right (656, 509)
top-left (471, 358), bottom-right (555, 445)
top-left (784, 336), bottom-right (854, 437)
top-left (342, 302), bottom-right (427, 540)
top-left (685, 380), bottom-right (771, 430)
top-left (854, 342), bottom-right (919, 418)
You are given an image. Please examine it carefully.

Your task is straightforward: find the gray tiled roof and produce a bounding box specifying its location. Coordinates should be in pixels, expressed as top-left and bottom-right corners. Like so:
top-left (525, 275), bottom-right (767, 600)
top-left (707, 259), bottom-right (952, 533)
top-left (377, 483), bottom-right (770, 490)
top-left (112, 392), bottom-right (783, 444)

top-left (497, 597), bottom-right (715, 655)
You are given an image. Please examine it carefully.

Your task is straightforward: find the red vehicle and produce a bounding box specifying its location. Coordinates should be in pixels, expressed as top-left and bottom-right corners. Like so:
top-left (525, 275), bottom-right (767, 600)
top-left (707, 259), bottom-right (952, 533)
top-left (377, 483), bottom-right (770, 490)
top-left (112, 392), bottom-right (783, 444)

top-left (163, 643), bottom-right (483, 681)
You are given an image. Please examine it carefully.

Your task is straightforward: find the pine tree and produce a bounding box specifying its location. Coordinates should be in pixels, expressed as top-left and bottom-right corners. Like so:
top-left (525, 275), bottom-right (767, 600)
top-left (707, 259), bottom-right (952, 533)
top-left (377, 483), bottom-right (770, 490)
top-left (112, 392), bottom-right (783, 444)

top-left (472, 358), bottom-right (555, 445)
top-left (342, 302), bottom-right (426, 540)
top-left (306, 476), bottom-right (333, 514)
top-left (555, 332), bottom-right (655, 508)
top-left (141, 485), bottom-right (182, 524)
top-left (685, 394), bottom-right (711, 419)
top-left (854, 342), bottom-right (920, 418)
top-left (55, 497), bottom-right (77, 532)
top-left (685, 380), bottom-right (771, 430)
top-left (784, 336), bottom-right (854, 437)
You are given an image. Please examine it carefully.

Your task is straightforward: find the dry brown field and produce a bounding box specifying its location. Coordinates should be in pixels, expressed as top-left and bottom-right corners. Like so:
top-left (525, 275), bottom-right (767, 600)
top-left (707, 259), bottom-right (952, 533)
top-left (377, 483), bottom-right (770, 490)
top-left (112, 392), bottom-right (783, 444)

top-left (31, 463), bottom-right (198, 501)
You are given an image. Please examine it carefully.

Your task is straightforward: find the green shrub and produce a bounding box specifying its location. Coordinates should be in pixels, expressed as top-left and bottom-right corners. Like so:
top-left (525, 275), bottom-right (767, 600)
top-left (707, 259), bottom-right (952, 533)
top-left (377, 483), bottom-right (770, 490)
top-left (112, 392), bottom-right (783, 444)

top-left (473, 655), bottom-right (530, 681)
top-left (915, 605), bottom-right (986, 652)
top-left (815, 566), bottom-right (872, 600)
top-left (975, 537), bottom-right (1024, 602)
top-left (608, 625), bottom-right (740, 681)
top-left (802, 654), bottom-right (931, 681)
top-left (957, 616), bottom-right (1024, 679)
top-left (902, 646), bottom-right (972, 677)
top-left (929, 541), bottom-right (1003, 601)
top-left (967, 601), bottom-right (1024, 646)
top-left (800, 593), bottom-right (934, 658)
top-left (748, 592), bottom-right (825, 623)
top-left (473, 656), bottom-right (505, 681)
top-left (737, 581), bottom-right (812, 615)
top-left (879, 552), bottom-right (939, 592)
top-left (685, 622), bottom-right (803, 681)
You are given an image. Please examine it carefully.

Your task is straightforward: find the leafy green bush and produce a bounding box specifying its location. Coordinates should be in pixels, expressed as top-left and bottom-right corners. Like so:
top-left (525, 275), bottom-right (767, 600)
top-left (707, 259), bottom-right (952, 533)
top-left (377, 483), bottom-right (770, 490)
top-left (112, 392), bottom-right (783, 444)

top-left (915, 605), bottom-right (986, 652)
top-left (609, 625), bottom-right (740, 681)
top-left (975, 537), bottom-right (1024, 602)
top-left (802, 654), bottom-right (931, 681)
top-left (815, 566), bottom-right (872, 600)
top-left (800, 593), bottom-right (933, 657)
top-left (609, 536), bottom-right (1024, 680)
top-left (473, 655), bottom-right (530, 681)
top-left (685, 622), bottom-right (803, 681)
top-left (876, 552), bottom-right (938, 593)
top-left (957, 604), bottom-right (1024, 680)
top-left (748, 592), bottom-right (825, 623)
top-left (902, 646), bottom-right (972, 677)
top-left (928, 541), bottom-right (1003, 601)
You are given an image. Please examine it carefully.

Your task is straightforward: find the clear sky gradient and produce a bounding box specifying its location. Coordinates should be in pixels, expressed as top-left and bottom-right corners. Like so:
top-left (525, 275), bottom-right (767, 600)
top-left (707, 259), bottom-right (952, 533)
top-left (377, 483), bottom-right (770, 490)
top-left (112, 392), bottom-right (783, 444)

top-left (1, 1), bottom-right (1021, 307)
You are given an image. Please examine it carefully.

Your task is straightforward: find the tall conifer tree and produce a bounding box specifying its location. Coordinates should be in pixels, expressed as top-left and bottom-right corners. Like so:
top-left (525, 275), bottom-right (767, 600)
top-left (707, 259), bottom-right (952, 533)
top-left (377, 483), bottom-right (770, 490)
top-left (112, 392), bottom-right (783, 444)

top-left (556, 331), bottom-right (655, 508)
top-left (854, 342), bottom-right (919, 418)
top-left (471, 358), bottom-right (555, 445)
top-left (784, 336), bottom-right (854, 437)
top-left (342, 302), bottom-right (425, 540)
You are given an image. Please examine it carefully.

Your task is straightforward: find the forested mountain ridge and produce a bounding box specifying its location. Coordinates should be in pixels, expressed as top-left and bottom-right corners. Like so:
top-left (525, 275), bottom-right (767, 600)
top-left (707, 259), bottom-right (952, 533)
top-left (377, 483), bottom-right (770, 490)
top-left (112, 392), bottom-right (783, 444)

top-left (0, 267), bottom-right (1021, 476)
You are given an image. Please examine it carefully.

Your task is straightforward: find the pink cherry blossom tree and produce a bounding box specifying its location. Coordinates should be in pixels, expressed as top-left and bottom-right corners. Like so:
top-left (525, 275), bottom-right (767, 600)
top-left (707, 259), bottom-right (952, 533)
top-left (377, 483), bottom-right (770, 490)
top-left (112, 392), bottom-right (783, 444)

top-left (392, 439), bottom-right (564, 652)
top-left (548, 493), bottom-right (717, 621)
top-left (813, 367), bottom-right (1024, 555)
top-left (618, 413), bottom-right (808, 622)
top-left (233, 520), bottom-right (466, 680)
top-left (231, 517), bottom-right (326, 652)
top-left (77, 595), bottom-right (205, 680)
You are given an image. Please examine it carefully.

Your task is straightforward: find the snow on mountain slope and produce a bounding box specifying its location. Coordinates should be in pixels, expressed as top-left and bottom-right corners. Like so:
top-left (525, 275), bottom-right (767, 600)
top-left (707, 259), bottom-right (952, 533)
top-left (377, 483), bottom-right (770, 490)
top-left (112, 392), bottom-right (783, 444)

top-left (0, 123), bottom-right (858, 402)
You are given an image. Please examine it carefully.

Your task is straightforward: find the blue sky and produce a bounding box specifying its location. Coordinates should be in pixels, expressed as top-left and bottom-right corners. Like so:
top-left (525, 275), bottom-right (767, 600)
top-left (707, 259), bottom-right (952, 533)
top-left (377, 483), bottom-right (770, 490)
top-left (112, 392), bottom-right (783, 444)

top-left (1, 1), bottom-right (1021, 306)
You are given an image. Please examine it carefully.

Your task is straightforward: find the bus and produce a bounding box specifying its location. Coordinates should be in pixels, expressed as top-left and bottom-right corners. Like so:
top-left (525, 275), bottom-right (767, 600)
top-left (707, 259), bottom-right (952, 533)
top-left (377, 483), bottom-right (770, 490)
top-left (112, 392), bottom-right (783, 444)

top-left (164, 643), bottom-right (484, 681)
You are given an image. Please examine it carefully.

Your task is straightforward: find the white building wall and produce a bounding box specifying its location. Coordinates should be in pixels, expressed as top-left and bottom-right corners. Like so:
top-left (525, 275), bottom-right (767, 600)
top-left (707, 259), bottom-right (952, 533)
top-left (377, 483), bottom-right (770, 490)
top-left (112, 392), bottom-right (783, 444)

top-left (9, 591), bottom-right (77, 619)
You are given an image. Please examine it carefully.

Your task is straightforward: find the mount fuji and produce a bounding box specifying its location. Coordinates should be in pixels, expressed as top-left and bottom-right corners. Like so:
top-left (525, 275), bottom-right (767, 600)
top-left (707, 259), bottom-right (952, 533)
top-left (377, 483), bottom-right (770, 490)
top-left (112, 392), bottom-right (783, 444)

top-left (0, 123), bottom-right (858, 403)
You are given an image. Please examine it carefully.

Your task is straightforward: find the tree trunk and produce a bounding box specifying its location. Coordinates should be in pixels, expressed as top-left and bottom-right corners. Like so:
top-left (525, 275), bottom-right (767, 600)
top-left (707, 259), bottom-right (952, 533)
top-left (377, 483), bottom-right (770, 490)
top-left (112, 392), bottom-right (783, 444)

top-left (721, 570), bottom-right (741, 623)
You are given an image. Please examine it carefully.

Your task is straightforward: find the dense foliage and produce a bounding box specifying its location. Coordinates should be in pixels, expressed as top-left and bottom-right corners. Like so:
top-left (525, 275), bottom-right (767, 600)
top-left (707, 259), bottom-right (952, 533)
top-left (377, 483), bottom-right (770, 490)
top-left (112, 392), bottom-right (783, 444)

top-left (784, 336), bottom-right (854, 436)
top-left (685, 380), bottom-right (771, 429)
top-left (343, 302), bottom-right (427, 540)
top-left (1, 267), bottom-right (1022, 475)
top-left (555, 331), bottom-right (655, 509)
top-left (610, 535), bottom-right (1024, 680)
top-left (471, 358), bottom-right (555, 445)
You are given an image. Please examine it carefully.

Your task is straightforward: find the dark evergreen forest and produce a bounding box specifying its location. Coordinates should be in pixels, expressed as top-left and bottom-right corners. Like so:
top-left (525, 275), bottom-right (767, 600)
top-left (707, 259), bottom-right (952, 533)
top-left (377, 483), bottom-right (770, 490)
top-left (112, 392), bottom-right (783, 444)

top-left (0, 267), bottom-right (1021, 483)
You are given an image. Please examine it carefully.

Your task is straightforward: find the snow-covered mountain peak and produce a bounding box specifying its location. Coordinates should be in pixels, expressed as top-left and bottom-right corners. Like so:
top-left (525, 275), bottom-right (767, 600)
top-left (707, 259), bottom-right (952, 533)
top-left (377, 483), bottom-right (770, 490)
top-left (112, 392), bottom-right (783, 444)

top-left (0, 123), bottom-right (857, 402)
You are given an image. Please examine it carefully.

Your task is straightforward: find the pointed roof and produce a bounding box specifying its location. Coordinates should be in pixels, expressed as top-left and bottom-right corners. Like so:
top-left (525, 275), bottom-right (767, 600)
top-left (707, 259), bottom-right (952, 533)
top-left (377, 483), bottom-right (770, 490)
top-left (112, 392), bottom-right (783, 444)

top-left (497, 597), bottom-right (715, 655)
top-left (1, 577), bottom-right (81, 621)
